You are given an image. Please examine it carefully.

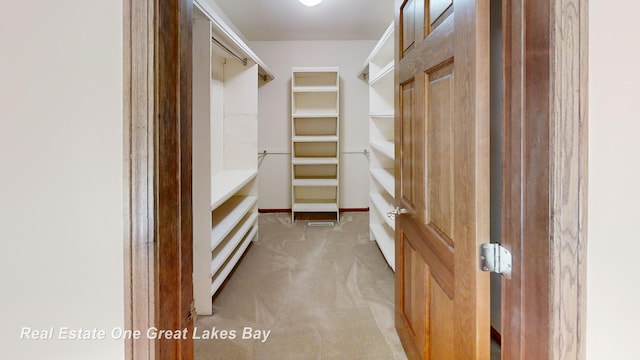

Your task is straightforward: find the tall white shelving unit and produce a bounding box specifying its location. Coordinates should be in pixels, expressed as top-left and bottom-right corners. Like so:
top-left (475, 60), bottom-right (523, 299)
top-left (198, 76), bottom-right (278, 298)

top-left (359, 23), bottom-right (396, 270)
top-left (192, 1), bottom-right (274, 315)
top-left (291, 67), bottom-right (340, 222)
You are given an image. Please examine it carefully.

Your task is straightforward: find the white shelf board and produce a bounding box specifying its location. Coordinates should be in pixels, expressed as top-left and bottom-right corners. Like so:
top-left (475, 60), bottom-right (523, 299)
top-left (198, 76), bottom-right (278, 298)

top-left (370, 224), bottom-right (395, 271)
top-left (211, 196), bottom-right (257, 250)
top-left (292, 135), bottom-right (339, 142)
top-left (292, 201), bottom-right (339, 212)
top-left (211, 224), bottom-right (257, 296)
top-left (292, 86), bottom-right (339, 93)
top-left (371, 140), bottom-right (395, 159)
top-left (292, 157), bottom-right (339, 165)
top-left (370, 168), bottom-right (395, 198)
top-left (369, 62), bottom-right (394, 85)
top-left (211, 170), bottom-right (258, 210)
top-left (211, 212), bottom-right (258, 276)
top-left (293, 178), bottom-right (339, 186)
top-left (370, 193), bottom-right (395, 230)
top-left (292, 111), bottom-right (339, 118)
top-left (358, 22), bottom-right (395, 79)
top-left (292, 112), bottom-right (338, 120)
top-left (193, 0), bottom-right (274, 81)
top-left (369, 114), bottom-right (394, 119)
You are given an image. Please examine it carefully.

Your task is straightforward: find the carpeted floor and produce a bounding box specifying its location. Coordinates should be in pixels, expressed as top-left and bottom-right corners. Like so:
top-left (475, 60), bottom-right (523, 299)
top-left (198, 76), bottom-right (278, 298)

top-left (195, 212), bottom-right (408, 360)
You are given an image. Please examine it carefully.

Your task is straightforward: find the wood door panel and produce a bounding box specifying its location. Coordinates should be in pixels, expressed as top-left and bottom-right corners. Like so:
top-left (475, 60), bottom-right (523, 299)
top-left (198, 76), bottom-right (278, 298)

top-left (400, 80), bottom-right (418, 212)
top-left (402, 0), bottom-right (417, 54)
top-left (426, 62), bottom-right (455, 244)
top-left (402, 235), bottom-right (427, 340)
top-left (429, 281), bottom-right (454, 360)
top-left (429, 0), bottom-right (453, 28)
top-left (398, 215), bottom-right (456, 360)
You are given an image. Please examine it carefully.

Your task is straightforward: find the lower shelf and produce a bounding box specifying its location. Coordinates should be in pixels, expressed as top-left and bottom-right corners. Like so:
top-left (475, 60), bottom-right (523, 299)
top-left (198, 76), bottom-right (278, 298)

top-left (292, 201), bottom-right (339, 212)
top-left (211, 196), bottom-right (257, 250)
top-left (211, 212), bottom-right (258, 277)
top-left (210, 223), bottom-right (258, 297)
top-left (293, 178), bottom-right (339, 186)
top-left (370, 223), bottom-right (395, 271)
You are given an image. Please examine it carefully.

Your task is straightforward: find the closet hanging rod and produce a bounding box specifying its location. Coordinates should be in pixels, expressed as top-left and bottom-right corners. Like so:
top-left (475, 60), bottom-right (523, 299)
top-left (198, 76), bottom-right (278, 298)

top-left (211, 36), bottom-right (247, 66)
top-left (259, 150), bottom-right (290, 155)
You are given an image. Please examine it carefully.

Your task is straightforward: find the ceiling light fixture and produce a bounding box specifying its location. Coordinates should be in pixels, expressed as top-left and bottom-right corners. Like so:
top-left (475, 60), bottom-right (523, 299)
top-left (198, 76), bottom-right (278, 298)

top-left (299, 0), bottom-right (322, 6)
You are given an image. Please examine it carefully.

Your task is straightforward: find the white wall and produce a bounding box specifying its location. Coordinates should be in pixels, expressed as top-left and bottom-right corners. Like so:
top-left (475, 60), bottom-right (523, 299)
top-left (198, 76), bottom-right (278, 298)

top-left (0, 1), bottom-right (124, 359)
top-left (587, 1), bottom-right (640, 358)
top-left (250, 40), bottom-right (376, 209)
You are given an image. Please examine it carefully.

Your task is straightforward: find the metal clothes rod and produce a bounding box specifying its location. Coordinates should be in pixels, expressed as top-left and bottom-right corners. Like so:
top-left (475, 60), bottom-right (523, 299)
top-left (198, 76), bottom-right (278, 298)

top-left (258, 150), bottom-right (290, 156)
top-left (258, 150), bottom-right (369, 156)
top-left (342, 149), bottom-right (369, 155)
top-left (211, 36), bottom-right (247, 66)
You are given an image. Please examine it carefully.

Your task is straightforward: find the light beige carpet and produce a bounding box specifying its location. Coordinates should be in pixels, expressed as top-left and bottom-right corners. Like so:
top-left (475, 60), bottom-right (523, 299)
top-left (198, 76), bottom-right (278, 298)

top-left (195, 212), bottom-right (408, 360)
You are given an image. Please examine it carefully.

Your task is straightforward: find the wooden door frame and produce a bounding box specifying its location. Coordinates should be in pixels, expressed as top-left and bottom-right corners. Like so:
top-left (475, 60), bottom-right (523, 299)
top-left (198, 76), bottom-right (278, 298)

top-left (122, 0), bottom-right (588, 359)
top-left (123, 0), bottom-right (194, 359)
top-left (501, 0), bottom-right (588, 359)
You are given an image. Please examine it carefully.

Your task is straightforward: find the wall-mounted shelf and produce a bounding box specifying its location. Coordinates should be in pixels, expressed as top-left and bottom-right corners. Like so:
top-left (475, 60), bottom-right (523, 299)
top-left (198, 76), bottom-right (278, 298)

top-left (211, 170), bottom-right (258, 210)
top-left (371, 140), bottom-right (395, 160)
top-left (361, 22), bottom-right (396, 271)
top-left (370, 168), bottom-right (395, 198)
top-left (211, 196), bottom-right (258, 249)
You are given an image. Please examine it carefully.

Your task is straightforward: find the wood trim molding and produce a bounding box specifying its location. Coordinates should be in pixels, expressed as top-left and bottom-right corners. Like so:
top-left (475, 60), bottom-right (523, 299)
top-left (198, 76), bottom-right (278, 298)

top-left (124, 0), bottom-right (194, 359)
top-left (501, 1), bottom-right (588, 359)
top-left (124, 0), bottom-right (155, 357)
top-left (549, 0), bottom-right (588, 358)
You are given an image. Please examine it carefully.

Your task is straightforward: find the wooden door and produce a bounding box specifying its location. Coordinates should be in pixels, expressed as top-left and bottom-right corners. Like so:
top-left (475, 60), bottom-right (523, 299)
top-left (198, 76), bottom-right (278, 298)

top-left (394, 0), bottom-right (490, 359)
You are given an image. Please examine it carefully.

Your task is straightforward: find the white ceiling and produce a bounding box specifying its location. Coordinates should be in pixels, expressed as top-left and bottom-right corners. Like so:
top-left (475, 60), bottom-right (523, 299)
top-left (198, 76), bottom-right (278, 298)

top-left (212, 0), bottom-right (395, 41)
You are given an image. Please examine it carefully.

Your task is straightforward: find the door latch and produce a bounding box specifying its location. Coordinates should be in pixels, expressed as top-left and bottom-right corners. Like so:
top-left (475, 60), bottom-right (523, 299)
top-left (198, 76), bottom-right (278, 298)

top-left (387, 207), bottom-right (409, 219)
top-left (479, 243), bottom-right (512, 279)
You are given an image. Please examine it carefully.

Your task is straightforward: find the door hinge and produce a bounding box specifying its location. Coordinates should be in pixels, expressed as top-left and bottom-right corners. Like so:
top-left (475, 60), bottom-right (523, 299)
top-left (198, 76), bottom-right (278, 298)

top-left (479, 243), bottom-right (512, 279)
top-left (188, 300), bottom-right (196, 322)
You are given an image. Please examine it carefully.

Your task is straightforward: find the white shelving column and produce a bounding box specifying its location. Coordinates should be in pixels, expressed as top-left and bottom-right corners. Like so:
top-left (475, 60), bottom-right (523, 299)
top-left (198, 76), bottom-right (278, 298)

top-left (192, 3), bottom-right (273, 315)
top-left (359, 23), bottom-right (396, 270)
top-left (291, 67), bottom-right (340, 222)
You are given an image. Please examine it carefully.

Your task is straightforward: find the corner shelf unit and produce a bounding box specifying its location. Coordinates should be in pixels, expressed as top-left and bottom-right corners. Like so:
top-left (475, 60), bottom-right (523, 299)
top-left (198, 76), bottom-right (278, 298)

top-left (359, 22), bottom-right (396, 271)
top-left (192, 1), bottom-right (273, 316)
top-left (291, 67), bottom-right (340, 222)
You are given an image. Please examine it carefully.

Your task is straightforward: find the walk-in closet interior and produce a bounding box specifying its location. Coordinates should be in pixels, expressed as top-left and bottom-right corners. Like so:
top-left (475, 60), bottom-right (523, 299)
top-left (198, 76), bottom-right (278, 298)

top-left (190, 0), bottom-right (501, 359)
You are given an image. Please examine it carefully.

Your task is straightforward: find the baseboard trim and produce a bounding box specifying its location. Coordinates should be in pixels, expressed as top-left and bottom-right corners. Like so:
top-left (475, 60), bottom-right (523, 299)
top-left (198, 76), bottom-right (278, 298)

top-left (258, 208), bottom-right (370, 213)
top-left (340, 207), bottom-right (369, 212)
top-left (258, 208), bottom-right (291, 213)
